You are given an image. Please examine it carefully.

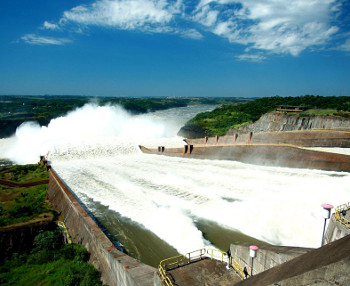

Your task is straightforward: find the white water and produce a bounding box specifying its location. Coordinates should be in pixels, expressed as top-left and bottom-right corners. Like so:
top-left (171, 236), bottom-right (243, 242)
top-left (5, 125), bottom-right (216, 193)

top-left (1, 103), bottom-right (350, 254)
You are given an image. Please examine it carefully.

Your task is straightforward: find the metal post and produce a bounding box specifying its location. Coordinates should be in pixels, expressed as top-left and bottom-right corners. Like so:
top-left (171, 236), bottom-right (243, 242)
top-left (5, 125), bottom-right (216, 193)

top-left (321, 203), bottom-right (333, 247)
top-left (249, 245), bottom-right (258, 277)
top-left (321, 218), bottom-right (327, 247)
top-left (250, 257), bottom-right (254, 276)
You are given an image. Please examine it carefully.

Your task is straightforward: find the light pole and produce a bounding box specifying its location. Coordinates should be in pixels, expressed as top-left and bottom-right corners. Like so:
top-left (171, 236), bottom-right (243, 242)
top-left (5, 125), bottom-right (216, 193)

top-left (249, 245), bottom-right (258, 277)
top-left (321, 203), bottom-right (333, 247)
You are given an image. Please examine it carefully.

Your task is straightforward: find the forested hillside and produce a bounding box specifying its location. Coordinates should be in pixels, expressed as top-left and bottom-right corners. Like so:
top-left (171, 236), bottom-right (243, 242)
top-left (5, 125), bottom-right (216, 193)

top-left (179, 95), bottom-right (350, 137)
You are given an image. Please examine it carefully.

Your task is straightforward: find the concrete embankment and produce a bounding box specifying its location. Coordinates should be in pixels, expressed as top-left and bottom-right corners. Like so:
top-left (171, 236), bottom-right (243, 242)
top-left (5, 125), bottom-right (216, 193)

top-left (186, 129), bottom-right (350, 148)
top-left (46, 165), bottom-right (156, 286)
top-left (235, 234), bottom-right (350, 286)
top-left (140, 144), bottom-right (350, 172)
top-left (0, 214), bottom-right (56, 263)
top-left (230, 243), bottom-right (312, 277)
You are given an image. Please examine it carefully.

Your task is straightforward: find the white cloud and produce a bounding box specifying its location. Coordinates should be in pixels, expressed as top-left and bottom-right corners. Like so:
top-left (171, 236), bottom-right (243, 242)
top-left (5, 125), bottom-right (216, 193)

top-left (59, 0), bottom-right (180, 31)
top-left (21, 34), bottom-right (70, 45)
top-left (43, 21), bottom-right (59, 30)
top-left (181, 29), bottom-right (203, 39)
top-left (193, 0), bottom-right (341, 55)
top-left (236, 53), bottom-right (266, 62)
top-left (33, 0), bottom-right (345, 57)
top-left (339, 38), bottom-right (350, 51)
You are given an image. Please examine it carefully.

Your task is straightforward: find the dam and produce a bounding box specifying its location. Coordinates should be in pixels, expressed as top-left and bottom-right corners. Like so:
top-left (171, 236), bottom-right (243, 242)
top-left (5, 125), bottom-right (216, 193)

top-left (2, 104), bottom-right (350, 284)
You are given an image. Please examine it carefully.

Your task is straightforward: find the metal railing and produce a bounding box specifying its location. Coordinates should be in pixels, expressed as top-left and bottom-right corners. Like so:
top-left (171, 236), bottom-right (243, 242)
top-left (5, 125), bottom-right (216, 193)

top-left (158, 254), bottom-right (189, 286)
top-left (57, 221), bottom-right (72, 244)
top-left (335, 203), bottom-right (350, 228)
top-left (158, 248), bottom-right (247, 285)
top-left (186, 248), bottom-right (206, 262)
top-left (206, 248), bottom-right (228, 261)
top-left (231, 257), bottom-right (246, 280)
top-left (206, 248), bottom-right (245, 279)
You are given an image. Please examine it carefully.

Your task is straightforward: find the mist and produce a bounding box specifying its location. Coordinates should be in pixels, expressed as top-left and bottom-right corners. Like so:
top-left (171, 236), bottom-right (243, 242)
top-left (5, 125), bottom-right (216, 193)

top-left (0, 103), bottom-right (197, 164)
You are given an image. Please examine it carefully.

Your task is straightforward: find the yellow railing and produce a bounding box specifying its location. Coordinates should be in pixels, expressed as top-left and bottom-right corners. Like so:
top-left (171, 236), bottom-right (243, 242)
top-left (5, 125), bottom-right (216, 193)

top-left (206, 248), bottom-right (228, 261)
top-left (206, 248), bottom-right (245, 278)
top-left (158, 254), bottom-right (189, 286)
top-left (158, 248), bottom-right (247, 285)
top-left (186, 248), bottom-right (206, 262)
top-left (57, 221), bottom-right (72, 244)
top-left (335, 203), bottom-right (350, 228)
top-left (231, 257), bottom-right (245, 280)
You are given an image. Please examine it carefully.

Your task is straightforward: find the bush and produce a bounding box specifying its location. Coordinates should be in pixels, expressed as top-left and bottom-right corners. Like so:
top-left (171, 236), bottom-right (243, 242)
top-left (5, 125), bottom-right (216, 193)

top-left (0, 230), bottom-right (103, 285)
top-left (59, 244), bottom-right (90, 262)
top-left (32, 230), bottom-right (63, 252)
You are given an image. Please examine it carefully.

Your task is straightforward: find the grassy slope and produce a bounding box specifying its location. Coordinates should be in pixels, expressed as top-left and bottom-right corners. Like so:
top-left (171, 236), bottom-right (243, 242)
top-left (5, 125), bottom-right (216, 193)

top-left (0, 164), bottom-right (51, 227)
top-left (0, 165), bottom-right (104, 285)
top-left (187, 95), bottom-right (350, 136)
top-left (0, 230), bottom-right (103, 286)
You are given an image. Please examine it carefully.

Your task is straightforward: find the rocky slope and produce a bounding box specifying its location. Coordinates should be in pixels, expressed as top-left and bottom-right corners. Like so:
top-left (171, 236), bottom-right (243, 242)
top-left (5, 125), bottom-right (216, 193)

top-left (226, 112), bottom-right (350, 135)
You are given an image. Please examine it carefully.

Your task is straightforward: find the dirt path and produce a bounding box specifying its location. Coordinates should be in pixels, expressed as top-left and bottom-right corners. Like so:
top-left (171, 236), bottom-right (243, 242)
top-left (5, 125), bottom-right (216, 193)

top-left (0, 179), bottom-right (49, 188)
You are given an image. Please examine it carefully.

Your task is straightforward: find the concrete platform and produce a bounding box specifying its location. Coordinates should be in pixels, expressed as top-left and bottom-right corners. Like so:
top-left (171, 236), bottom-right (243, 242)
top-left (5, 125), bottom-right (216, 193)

top-left (165, 258), bottom-right (242, 286)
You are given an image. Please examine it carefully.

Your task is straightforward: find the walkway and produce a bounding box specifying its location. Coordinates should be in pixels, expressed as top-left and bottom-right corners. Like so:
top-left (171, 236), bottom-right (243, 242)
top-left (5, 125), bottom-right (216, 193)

top-left (165, 258), bottom-right (241, 286)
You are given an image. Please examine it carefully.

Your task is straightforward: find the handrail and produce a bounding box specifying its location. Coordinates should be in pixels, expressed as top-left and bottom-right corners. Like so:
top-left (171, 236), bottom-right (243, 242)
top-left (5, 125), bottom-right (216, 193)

top-left (335, 203), bottom-right (350, 228)
top-left (158, 254), bottom-right (189, 286)
top-left (186, 248), bottom-right (206, 262)
top-left (57, 221), bottom-right (72, 244)
top-left (158, 262), bottom-right (174, 286)
top-left (206, 248), bottom-right (228, 261)
top-left (231, 257), bottom-right (245, 280)
top-left (206, 249), bottom-right (246, 280)
top-left (158, 248), bottom-right (247, 285)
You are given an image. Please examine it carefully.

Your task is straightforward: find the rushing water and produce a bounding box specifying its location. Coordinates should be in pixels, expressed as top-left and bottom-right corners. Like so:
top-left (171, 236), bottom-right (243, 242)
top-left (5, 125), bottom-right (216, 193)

top-left (1, 103), bottom-right (350, 267)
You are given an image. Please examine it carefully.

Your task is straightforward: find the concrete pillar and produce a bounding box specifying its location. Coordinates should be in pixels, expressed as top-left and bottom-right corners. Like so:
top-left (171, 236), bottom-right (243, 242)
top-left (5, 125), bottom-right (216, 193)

top-left (248, 132), bottom-right (253, 144)
top-left (184, 145), bottom-right (188, 154)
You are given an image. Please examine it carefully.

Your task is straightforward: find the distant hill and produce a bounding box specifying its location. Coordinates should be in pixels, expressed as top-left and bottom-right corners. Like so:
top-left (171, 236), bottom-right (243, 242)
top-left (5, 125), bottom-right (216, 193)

top-left (178, 95), bottom-right (350, 138)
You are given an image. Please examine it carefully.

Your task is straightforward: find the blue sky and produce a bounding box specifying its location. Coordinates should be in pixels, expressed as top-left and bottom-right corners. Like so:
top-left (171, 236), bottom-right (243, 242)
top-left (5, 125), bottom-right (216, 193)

top-left (1, 0), bottom-right (350, 97)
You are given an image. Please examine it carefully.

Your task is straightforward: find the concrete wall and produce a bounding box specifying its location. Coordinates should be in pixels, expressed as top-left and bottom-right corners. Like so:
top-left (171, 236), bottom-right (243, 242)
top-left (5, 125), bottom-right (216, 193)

top-left (230, 243), bottom-right (312, 276)
top-left (47, 167), bottom-right (156, 286)
top-left (235, 233), bottom-right (350, 286)
top-left (324, 214), bottom-right (350, 244)
top-left (186, 129), bottom-right (350, 148)
top-left (0, 215), bottom-right (56, 263)
top-left (141, 143), bottom-right (350, 172)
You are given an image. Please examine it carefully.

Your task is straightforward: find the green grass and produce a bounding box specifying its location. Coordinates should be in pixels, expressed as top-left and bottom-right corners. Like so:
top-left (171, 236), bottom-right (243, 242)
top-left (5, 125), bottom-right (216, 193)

top-left (298, 109), bottom-right (337, 116)
top-left (0, 164), bottom-right (49, 183)
top-left (298, 109), bottom-right (350, 118)
top-left (0, 164), bottom-right (51, 227)
top-left (0, 230), bottom-right (103, 286)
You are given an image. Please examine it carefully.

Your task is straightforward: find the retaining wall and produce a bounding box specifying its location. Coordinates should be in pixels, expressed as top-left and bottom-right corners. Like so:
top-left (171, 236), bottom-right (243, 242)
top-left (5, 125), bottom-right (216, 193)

top-left (236, 234), bottom-right (350, 286)
top-left (140, 144), bottom-right (350, 172)
top-left (47, 167), bottom-right (156, 286)
top-left (324, 214), bottom-right (350, 244)
top-left (230, 243), bottom-right (312, 276)
top-left (186, 130), bottom-right (350, 148)
top-left (0, 215), bottom-right (56, 263)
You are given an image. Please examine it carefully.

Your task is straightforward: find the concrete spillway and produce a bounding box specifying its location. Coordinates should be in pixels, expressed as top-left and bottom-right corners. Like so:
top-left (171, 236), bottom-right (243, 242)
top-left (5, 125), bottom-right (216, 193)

top-left (139, 143), bottom-right (350, 172)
